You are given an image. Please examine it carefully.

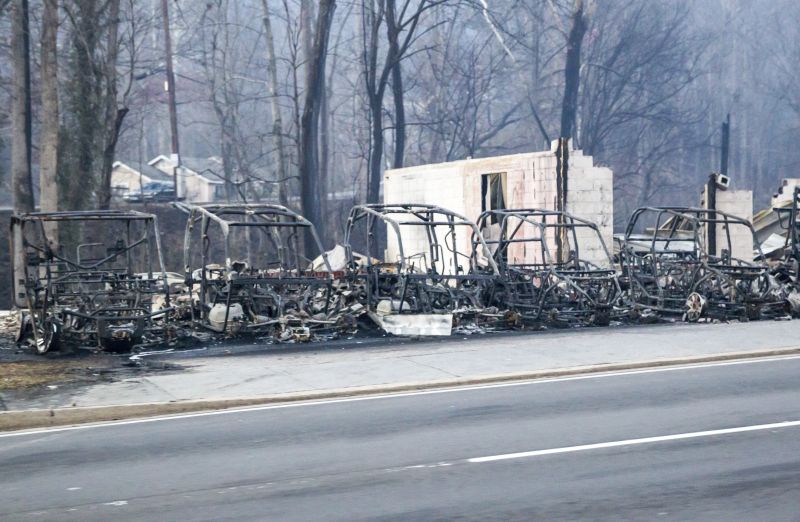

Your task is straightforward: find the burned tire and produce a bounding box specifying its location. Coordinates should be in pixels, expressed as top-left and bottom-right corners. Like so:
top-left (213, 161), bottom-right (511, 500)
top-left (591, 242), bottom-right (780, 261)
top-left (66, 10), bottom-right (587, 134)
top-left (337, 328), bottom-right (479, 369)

top-left (34, 317), bottom-right (61, 354)
top-left (591, 308), bottom-right (611, 327)
top-left (15, 311), bottom-right (31, 343)
top-left (684, 292), bottom-right (706, 323)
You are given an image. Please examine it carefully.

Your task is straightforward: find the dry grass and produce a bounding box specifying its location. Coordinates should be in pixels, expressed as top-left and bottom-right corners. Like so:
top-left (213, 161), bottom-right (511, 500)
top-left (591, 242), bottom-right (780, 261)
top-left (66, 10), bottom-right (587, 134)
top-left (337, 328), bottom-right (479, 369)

top-left (0, 361), bottom-right (92, 390)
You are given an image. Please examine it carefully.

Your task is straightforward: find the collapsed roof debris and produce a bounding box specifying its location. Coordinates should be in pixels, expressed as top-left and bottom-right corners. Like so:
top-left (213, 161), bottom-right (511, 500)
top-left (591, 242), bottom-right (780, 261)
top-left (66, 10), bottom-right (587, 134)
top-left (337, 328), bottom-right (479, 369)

top-left (11, 211), bottom-right (174, 353)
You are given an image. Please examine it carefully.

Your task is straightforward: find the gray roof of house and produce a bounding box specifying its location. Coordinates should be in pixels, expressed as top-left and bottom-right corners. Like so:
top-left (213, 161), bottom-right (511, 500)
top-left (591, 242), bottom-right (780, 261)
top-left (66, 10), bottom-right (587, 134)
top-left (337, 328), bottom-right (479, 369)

top-left (118, 160), bottom-right (173, 183)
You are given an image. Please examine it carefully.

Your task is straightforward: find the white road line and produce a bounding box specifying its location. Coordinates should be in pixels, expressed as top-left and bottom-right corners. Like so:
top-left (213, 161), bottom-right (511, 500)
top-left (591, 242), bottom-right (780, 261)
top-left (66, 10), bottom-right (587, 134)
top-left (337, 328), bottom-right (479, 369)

top-left (3, 353), bottom-right (800, 438)
top-left (468, 420), bottom-right (800, 463)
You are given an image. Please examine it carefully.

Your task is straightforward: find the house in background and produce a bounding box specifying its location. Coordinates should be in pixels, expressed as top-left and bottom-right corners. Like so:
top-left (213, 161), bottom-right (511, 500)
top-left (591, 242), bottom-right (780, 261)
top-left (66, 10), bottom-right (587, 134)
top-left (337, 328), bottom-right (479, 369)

top-left (149, 155), bottom-right (226, 202)
top-left (111, 160), bottom-right (173, 197)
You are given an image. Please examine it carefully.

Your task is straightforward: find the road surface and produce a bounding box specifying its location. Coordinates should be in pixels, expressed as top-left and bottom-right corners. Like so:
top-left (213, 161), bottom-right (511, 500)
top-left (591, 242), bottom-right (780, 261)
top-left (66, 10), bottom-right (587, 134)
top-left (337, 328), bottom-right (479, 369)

top-left (2, 356), bottom-right (800, 520)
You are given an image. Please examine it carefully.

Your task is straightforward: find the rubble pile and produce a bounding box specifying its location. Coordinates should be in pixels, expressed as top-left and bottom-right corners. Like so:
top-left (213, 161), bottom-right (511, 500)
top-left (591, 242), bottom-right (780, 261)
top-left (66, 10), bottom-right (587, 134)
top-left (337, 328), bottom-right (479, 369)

top-left (10, 201), bottom-right (800, 355)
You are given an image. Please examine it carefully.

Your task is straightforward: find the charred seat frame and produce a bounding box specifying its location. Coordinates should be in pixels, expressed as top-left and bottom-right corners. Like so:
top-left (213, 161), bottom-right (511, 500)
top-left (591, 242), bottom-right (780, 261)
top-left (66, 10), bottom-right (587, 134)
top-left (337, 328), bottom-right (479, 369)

top-left (475, 208), bottom-right (622, 326)
top-left (177, 203), bottom-right (337, 336)
top-left (10, 210), bottom-right (172, 353)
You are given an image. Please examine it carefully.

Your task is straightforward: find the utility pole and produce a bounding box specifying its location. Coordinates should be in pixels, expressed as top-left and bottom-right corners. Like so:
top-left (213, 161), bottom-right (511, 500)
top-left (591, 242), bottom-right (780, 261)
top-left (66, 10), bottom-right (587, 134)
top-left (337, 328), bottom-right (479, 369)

top-left (707, 115), bottom-right (730, 256)
top-left (720, 113), bottom-right (730, 176)
top-left (555, 137), bottom-right (570, 263)
top-left (161, 0), bottom-right (180, 201)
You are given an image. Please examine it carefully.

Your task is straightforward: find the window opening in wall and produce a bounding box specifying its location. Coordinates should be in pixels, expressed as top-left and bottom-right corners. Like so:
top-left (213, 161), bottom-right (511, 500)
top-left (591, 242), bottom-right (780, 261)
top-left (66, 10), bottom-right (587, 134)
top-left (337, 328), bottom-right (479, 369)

top-left (481, 173), bottom-right (507, 224)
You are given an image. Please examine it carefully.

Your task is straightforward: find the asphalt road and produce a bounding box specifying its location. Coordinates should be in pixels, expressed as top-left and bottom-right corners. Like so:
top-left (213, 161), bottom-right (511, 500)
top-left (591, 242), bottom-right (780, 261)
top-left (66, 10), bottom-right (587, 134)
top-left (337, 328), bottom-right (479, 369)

top-left (2, 356), bottom-right (800, 521)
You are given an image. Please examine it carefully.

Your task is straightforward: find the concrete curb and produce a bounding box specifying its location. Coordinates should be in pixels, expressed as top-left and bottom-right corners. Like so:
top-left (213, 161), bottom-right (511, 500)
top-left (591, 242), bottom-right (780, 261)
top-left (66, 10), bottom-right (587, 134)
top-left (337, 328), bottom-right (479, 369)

top-left (3, 346), bottom-right (800, 432)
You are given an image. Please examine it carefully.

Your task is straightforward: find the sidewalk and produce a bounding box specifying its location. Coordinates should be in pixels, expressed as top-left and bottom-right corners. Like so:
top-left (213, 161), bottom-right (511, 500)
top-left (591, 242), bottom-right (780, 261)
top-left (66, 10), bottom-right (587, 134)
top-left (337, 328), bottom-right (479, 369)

top-left (6, 319), bottom-right (800, 413)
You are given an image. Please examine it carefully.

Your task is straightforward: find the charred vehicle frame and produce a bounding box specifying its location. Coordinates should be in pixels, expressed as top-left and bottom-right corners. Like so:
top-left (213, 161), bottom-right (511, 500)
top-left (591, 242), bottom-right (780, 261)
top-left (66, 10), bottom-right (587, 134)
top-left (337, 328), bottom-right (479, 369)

top-left (11, 210), bottom-right (173, 353)
top-left (619, 207), bottom-right (786, 321)
top-left (474, 209), bottom-right (622, 327)
top-left (773, 186), bottom-right (800, 315)
top-left (177, 203), bottom-right (340, 340)
top-left (774, 186), bottom-right (800, 276)
top-left (343, 204), bottom-right (500, 335)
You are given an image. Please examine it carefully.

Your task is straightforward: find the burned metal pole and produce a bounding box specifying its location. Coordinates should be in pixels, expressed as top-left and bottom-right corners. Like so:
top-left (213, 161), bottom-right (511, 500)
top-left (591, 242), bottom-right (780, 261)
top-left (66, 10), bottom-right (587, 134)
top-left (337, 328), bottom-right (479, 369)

top-left (721, 114), bottom-right (730, 176)
top-left (707, 116), bottom-right (730, 256)
top-left (555, 137), bottom-right (570, 263)
top-left (161, 0), bottom-right (180, 201)
top-left (707, 173), bottom-right (717, 256)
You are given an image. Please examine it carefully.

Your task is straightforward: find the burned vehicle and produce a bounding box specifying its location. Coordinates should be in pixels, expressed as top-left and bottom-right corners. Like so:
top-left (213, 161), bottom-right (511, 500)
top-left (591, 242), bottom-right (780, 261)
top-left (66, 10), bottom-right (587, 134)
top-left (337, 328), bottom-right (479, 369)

top-left (772, 186), bottom-right (800, 314)
top-left (11, 210), bottom-right (173, 353)
top-left (619, 207), bottom-right (787, 321)
top-left (343, 204), bottom-right (500, 335)
top-left (176, 203), bottom-right (346, 340)
top-left (474, 209), bottom-right (622, 327)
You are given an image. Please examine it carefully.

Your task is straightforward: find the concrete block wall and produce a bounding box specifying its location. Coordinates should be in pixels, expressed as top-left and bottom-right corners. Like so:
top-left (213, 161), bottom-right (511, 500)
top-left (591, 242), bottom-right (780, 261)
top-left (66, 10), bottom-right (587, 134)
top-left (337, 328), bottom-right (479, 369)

top-left (701, 187), bottom-right (754, 261)
top-left (383, 145), bottom-right (614, 271)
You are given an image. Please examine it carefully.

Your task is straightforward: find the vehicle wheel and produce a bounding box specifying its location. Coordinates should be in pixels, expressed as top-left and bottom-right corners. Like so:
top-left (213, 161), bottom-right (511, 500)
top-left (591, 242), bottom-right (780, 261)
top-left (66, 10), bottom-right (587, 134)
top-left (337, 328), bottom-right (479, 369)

top-left (35, 317), bottom-right (61, 354)
top-left (684, 292), bottom-right (706, 323)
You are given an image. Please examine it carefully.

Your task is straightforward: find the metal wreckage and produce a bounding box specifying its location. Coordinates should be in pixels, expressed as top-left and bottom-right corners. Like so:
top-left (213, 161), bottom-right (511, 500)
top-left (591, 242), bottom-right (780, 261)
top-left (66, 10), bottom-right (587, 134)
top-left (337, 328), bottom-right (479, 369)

top-left (10, 199), bottom-right (800, 354)
top-left (11, 210), bottom-right (176, 353)
top-left (173, 203), bottom-right (360, 341)
top-left (343, 204), bottom-right (502, 336)
top-left (475, 209), bottom-right (623, 327)
top-left (618, 207), bottom-right (788, 321)
top-left (772, 186), bottom-right (800, 315)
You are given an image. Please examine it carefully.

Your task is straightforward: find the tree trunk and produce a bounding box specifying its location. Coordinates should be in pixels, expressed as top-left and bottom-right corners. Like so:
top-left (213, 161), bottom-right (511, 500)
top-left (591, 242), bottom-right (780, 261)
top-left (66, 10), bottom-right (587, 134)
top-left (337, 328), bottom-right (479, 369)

top-left (390, 62), bottom-right (405, 168)
top-left (64, 0), bottom-right (101, 211)
top-left (299, 0), bottom-right (335, 254)
top-left (319, 72), bottom-right (330, 228)
top-left (40, 0), bottom-right (59, 217)
top-left (386, 0), bottom-right (405, 169)
top-left (98, 0), bottom-right (125, 210)
top-left (11, 0), bottom-right (35, 213)
top-left (559, 0), bottom-right (587, 140)
top-left (366, 96), bottom-right (384, 205)
top-left (260, 0), bottom-right (289, 207)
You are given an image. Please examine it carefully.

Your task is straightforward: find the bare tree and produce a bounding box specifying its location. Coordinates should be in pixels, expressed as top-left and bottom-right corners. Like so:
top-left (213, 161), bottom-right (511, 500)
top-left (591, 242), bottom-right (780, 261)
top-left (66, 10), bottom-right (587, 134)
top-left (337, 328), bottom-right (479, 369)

top-left (97, 0), bottom-right (128, 209)
top-left (39, 0), bottom-right (59, 215)
top-left (361, 0), bottom-right (442, 204)
top-left (560, 0), bottom-right (587, 140)
top-left (10, 0), bottom-right (34, 212)
top-left (260, 0), bottom-right (289, 206)
top-left (299, 0), bottom-right (335, 251)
